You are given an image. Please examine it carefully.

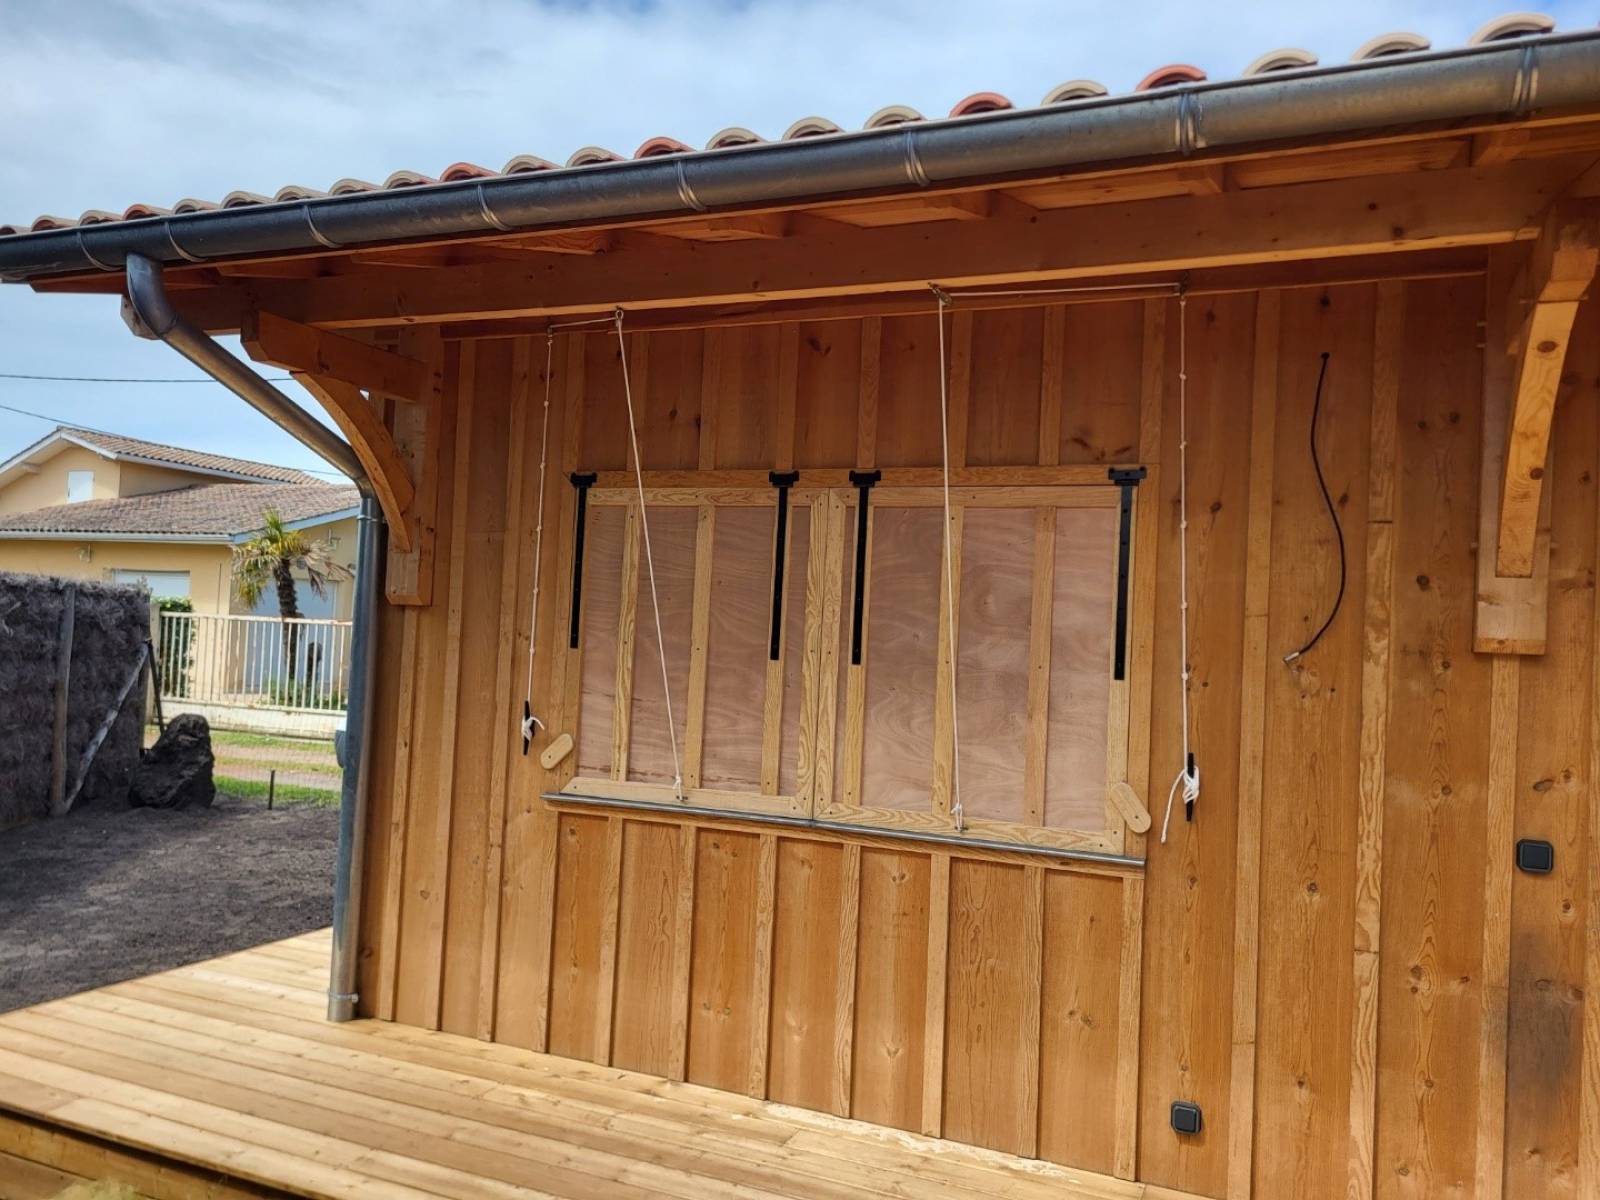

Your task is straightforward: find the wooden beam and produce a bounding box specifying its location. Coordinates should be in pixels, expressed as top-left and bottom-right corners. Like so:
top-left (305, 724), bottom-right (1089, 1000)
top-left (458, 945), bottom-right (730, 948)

top-left (293, 374), bottom-right (415, 551)
top-left (653, 215), bottom-right (790, 242)
top-left (1495, 203), bottom-right (1600, 576)
top-left (824, 192), bottom-right (991, 227)
top-left (194, 162), bottom-right (1570, 332)
top-left (431, 248), bottom-right (1484, 341)
top-left (490, 230), bottom-right (613, 256)
top-left (245, 310), bottom-right (430, 401)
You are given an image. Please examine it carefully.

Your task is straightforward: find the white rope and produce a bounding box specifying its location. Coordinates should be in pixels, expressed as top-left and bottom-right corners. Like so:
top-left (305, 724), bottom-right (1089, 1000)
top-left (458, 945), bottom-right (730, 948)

top-left (1161, 291), bottom-right (1200, 843)
top-left (518, 332), bottom-right (555, 753)
top-left (614, 308), bottom-right (686, 801)
top-left (932, 286), bottom-right (965, 833)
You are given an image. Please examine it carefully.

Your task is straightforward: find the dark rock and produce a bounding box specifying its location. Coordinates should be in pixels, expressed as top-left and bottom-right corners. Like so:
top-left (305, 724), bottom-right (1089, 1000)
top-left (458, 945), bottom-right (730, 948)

top-left (129, 714), bottom-right (216, 810)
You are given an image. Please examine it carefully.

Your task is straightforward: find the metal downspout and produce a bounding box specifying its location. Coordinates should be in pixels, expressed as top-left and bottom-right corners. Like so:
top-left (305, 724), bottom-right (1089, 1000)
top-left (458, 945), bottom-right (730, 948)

top-left (122, 253), bottom-right (378, 1022)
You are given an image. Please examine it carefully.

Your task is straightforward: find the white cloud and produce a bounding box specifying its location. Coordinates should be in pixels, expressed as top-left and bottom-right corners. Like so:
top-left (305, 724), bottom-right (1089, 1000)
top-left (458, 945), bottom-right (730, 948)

top-left (1, 0), bottom-right (1592, 470)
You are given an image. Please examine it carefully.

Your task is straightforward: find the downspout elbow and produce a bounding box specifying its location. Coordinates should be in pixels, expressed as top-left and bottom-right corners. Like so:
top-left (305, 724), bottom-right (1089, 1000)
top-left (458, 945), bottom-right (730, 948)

top-left (121, 254), bottom-right (367, 485)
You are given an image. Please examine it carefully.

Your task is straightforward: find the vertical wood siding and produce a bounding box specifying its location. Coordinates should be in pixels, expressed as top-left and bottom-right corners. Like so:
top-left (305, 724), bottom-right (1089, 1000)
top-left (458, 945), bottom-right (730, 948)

top-left (356, 285), bottom-right (1600, 1199)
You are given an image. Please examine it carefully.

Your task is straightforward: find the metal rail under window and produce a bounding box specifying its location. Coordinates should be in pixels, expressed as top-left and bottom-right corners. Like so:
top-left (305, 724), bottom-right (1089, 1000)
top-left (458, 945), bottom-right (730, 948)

top-left (542, 790), bottom-right (1145, 869)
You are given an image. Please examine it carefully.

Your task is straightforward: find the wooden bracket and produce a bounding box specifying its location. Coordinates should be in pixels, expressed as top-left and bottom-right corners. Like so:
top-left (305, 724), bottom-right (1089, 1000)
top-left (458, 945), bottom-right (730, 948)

top-left (242, 309), bottom-right (430, 401)
top-left (294, 372), bottom-right (415, 552)
top-left (381, 328), bottom-right (445, 606)
top-left (1474, 206), bottom-right (1598, 654)
top-left (1494, 202), bottom-right (1599, 578)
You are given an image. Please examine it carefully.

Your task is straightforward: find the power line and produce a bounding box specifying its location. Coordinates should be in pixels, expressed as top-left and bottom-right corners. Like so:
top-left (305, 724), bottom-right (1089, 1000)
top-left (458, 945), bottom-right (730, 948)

top-left (0, 398), bottom-right (350, 478)
top-left (0, 371), bottom-right (294, 383)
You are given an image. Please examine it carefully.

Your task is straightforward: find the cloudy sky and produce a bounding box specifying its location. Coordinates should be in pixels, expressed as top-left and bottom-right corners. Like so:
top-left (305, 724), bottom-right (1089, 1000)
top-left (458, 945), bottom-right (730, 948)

top-left (0, 0), bottom-right (1589, 479)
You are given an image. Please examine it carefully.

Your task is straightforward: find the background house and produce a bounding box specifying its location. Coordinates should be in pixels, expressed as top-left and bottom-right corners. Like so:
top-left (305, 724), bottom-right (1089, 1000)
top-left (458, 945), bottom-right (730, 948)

top-left (0, 425), bottom-right (358, 616)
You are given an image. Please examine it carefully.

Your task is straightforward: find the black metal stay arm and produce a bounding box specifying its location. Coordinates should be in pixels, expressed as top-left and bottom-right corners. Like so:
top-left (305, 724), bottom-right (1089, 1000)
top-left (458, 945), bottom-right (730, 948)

top-left (768, 471), bottom-right (800, 661)
top-left (1108, 466), bottom-right (1147, 682)
top-left (847, 469), bottom-right (882, 666)
top-left (567, 472), bottom-right (598, 650)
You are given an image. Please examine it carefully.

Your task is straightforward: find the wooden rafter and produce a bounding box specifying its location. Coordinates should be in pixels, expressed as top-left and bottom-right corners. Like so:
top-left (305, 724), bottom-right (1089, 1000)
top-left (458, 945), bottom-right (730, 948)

top-left (242, 309), bottom-right (430, 401)
top-left (294, 373), bottom-right (415, 552)
top-left (1495, 201), bottom-right (1599, 577)
top-left (176, 160), bottom-right (1573, 332)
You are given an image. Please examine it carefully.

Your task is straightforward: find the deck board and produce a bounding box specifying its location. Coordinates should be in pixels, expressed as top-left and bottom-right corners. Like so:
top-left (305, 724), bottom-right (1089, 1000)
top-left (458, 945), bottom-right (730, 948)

top-left (0, 931), bottom-right (1178, 1200)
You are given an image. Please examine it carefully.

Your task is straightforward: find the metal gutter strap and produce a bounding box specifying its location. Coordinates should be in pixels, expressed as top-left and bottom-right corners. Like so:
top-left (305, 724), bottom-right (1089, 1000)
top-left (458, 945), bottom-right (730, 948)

top-left (121, 255), bottom-right (377, 1022)
top-left (7, 32), bottom-right (1600, 282)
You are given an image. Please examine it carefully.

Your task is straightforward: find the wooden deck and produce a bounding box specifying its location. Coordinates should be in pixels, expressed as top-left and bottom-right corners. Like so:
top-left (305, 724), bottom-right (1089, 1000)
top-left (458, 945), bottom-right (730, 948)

top-left (0, 930), bottom-right (1186, 1200)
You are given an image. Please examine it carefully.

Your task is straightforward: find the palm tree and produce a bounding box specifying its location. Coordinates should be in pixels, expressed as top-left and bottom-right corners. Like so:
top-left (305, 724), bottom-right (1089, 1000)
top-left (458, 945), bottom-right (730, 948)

top-left (232, 510), bottom-right (350, 693)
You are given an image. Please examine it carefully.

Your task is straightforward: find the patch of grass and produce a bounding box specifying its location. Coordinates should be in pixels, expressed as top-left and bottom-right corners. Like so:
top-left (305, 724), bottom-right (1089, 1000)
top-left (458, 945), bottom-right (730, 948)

top-left (213, 755), bottom-right (345, 778)
top-left (206, 729), bottom-right (335, 753)
top-left (215, 774), bottom-right (340, 808)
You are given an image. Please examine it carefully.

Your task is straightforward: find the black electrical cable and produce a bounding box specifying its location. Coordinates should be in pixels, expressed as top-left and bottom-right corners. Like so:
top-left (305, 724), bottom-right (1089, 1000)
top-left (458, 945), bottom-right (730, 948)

top-left (1284, 352), bottom-right (1344, 664)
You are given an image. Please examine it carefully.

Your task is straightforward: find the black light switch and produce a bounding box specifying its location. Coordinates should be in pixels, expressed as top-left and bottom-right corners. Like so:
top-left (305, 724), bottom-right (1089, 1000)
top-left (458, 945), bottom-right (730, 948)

top-left (1516, 839), bottom-right (1554, 875)
top-left (1170, 1101), bottom-right (1203, 1136)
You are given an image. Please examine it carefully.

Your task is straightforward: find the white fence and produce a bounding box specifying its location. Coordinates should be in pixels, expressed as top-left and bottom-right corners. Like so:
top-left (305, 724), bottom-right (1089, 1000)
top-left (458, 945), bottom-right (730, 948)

top-left (156, 612), bottom-right (351, 732)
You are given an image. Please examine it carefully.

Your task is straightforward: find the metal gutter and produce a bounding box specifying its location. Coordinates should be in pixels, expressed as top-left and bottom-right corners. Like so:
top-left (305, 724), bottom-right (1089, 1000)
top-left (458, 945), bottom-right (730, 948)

top-left (122, 253), bottom-right (378, 1023)
top-left (6, 32), bottom-right (1600, 282)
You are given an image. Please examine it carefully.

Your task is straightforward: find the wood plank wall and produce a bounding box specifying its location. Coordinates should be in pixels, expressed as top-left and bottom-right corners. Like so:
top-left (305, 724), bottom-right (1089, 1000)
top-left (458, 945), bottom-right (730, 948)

top-left (355, 283), bottom-right (1600, 1200)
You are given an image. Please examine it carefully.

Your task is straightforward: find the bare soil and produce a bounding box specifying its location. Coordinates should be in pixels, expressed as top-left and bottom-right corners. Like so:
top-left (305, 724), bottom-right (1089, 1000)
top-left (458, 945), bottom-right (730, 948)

top-left (0, 800), bottom-right (337, 1012)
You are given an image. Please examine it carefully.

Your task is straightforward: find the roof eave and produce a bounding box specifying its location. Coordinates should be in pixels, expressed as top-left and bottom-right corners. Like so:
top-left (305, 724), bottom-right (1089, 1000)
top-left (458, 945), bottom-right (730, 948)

top-left (6, 30), bottom-right (1600, 284)
top-left (0, 530), bottom-right (234, 543)
top-left (227, 504), bottom-right (361, 542)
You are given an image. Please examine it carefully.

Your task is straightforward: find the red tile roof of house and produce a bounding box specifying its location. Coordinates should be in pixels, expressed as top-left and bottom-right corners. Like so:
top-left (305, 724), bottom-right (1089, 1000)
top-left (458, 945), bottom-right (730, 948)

top-left (0, 482), bottom-right (360, 540)
top-left (0, 14), bottom-right (1567, 239)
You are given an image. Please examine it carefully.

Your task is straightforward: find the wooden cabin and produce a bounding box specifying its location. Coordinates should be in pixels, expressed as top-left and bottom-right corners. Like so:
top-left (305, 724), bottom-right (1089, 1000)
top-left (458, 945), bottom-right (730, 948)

top-left (4, 18), bottom-right (1600, 1200)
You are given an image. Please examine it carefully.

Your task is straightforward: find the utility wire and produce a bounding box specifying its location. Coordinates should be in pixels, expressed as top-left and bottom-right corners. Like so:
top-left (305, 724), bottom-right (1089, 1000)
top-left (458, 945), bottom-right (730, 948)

top-left (1283, 352), bottom-right (1345, 664)
top-left (0, 398), bottom-right (349, 479)
top-left (0, 371), bottom-right (293, 383)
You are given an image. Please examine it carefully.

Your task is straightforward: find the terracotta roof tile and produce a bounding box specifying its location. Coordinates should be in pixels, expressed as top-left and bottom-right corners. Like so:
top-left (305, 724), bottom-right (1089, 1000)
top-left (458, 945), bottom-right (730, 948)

top-left (1041, 80), bottom-right (1108, 104)
top-left (0, 14), bottom-right (1573, 241)
top-left (382, 170), bottom-right (436, 189)
top-left (0, 481), bottom-right (359, 539)
top-left (440, 162), bottom-right (496, 181)
top-left (1351, 32), bottom-right (1432, 60)
top-left (782, 116), bottom-right (841, 139)
top-left (864, 105), bottom-right (923, 128)
top-left (566, 146), bottom-right (624, 166)
top-left (635, 136), bottom-right (694, 158)
top-left (1136, 64), bottom-right (1208, 90)
top-left (949, 92), bottom-right (1012, 116)
top-left (1243, 48), bottom-right (1318, 75)
top-left (502, 153), bottom-right (557, 173)
top-left (1472, 12), bottom-right (1555, 43)
top-left (705, 127), bottom-right (763, 149)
